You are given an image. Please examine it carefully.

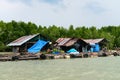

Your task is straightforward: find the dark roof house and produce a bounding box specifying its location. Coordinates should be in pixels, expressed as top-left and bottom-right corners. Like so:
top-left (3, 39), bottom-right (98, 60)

top-left (55, 38), bottom-right (89, 52)
top-left (55, 38), bottom-right (107, 52)
top-left (7, 34), bottom-right (49, 53)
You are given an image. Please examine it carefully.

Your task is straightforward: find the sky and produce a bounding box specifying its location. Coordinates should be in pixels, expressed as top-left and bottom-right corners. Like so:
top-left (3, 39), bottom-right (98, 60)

top-left (0, 0), bottom-right (120, 28)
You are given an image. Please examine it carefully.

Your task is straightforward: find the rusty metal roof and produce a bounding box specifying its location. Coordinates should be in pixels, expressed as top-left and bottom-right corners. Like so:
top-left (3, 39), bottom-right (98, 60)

top-left (83, 38), bottom-right (104, 44)
top-left (64, 38), bottom-right (78, 46)
top-left (56, 38), bottom-right (78, 46)
top-left (7, 34), bottom-right (39, 46)
top-left (56, 38), bottom-right (105, 46)
top-left (56, 38), bottom-right (66, 43)
top-left (57, 38), bottom-right (71, 46)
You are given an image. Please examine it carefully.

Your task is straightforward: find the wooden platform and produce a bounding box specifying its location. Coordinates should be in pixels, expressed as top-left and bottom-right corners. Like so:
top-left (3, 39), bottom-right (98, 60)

top-left (0, 57), bottom-right (12, 61)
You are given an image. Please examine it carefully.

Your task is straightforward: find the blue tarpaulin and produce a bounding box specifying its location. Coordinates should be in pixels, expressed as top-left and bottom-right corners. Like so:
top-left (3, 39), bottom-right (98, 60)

top-left (28, 40), bottom-right (48, 53)
top-left (67, 48), bottom-right (78, 53)
top-left (90, 43), bottom-right (100, 52)
top-left (93, 43), bottom-right (100, 52)
top-left (67, 48), bottom-right (79, 54)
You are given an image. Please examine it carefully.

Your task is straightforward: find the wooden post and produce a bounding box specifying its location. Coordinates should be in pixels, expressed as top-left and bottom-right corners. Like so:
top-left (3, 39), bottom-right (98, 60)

top-left (25, 43), bottom-right (27, 52)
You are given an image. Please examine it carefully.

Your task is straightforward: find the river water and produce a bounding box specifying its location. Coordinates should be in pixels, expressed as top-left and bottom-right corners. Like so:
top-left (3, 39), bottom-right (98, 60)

top-left (0, 56), bottom-right (120, 80)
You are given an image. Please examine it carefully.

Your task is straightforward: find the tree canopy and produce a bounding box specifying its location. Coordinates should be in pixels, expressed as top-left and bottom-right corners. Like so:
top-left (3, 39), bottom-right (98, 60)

top-left (0, 20), bottom-right (120, 51)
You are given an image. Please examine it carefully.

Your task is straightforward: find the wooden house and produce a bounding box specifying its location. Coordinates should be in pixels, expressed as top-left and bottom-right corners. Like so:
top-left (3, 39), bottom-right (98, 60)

top-left (55, 38), bottom-right (89, 52)
top-left (7, 34), bottom-right (49, 53)
top-left (55, 38), bottom-right (107, 52)
top-left (82, 38), bottom-right (107, 52)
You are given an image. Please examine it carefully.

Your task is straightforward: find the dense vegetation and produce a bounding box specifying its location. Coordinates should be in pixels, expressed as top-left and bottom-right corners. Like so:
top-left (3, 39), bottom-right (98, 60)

top-left (0, 20), bottom-right (120, 51)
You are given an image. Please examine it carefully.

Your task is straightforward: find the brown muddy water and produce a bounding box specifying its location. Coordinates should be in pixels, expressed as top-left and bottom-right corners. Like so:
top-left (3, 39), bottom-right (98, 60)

top-left (0, 56), bottom-right (120, 80)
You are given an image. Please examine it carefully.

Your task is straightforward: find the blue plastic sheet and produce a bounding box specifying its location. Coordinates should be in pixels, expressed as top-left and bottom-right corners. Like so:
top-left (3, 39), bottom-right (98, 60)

top-left (67, 48), bottom-right (79, 54)
top-left (93, 43), bottom-right (100, 52)
top-left (28, 40), bottom-right (48, 53)
top-left (67, 48), bottom-right (78, 53)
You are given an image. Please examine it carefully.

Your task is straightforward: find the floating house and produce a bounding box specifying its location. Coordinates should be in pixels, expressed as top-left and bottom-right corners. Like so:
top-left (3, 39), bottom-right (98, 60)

top-left (55, 38), bottom-right (107, 53)
top-left (55, 38), bottom-right (89, 52)
top-left (7, 34), bottom-right (50, 53)
top-left (82, 38), bottom-right (107, 52)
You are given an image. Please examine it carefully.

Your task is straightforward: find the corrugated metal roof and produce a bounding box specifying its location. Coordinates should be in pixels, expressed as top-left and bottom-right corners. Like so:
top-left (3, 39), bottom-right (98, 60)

top-left (56, 38), bottom-right (71, 46)
top-left (56, 38), bottom-right (105, 46)
top-left (83, 38), bottom-right (104, 44)
top-left (58, 38), bottom-right (71, 46)
top-left (56, 38), bottom-right (65, 43)
top-left (65, 38), bottom-right (78, 46)
top-left (7, 34), bottom-right (39, 46)
top-left (56, 38), bottom-right (78, 46)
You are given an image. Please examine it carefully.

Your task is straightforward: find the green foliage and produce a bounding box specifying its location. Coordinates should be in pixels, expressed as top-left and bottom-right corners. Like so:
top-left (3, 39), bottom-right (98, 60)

top-left (0, 20), bottom-right (120, 51)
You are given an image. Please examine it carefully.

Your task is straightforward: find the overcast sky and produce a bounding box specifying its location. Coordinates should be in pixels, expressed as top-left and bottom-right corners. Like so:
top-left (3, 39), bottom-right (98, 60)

top-left (0, 0), bottom-right (120, 28)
